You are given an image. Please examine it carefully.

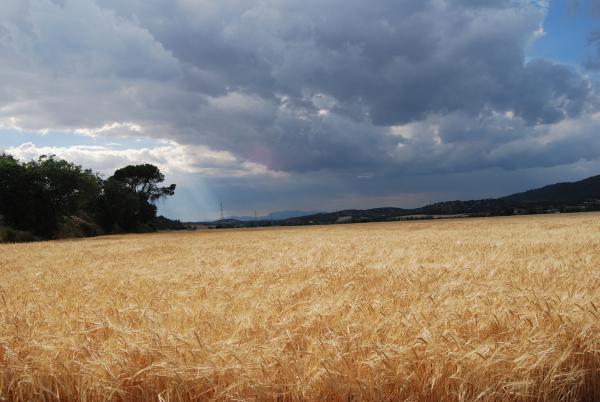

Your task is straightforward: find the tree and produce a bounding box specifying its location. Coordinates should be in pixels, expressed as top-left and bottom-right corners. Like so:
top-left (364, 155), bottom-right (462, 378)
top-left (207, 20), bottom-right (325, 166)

top-left (0, 154), bottom-right (102, 237)
top-left (0, 154), bottom-right (30, 230)
top-left (27, 155), bottom-right (102, 211)
top-left (111, 164), bottom-right (176, 203)
top-left (0, 156), bottom-right (178, 239)
top-left (97, 164), bottom-right (175, 232)
top-left (96, 178), bottom-right (155, 232)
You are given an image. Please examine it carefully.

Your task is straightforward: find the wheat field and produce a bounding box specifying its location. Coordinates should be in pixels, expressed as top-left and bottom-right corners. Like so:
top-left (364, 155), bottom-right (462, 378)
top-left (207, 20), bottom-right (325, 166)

top-left (0, 213), bottom-right (599, 401)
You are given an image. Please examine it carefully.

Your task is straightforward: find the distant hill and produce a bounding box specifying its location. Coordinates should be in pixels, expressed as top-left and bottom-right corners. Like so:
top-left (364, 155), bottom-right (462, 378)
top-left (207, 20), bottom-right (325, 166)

top-left (502, 175), bottom-right (600, 203)
top-left (211, 219), bottom-right (245, 226)
top-left (279, 208), bottom-right (409, 226)
top-left (265, 210), bottom-right (325, 220)
top-left (199, 174), bottom-right (600, 228)
top-left (227, 210), bottom-right (324, 221)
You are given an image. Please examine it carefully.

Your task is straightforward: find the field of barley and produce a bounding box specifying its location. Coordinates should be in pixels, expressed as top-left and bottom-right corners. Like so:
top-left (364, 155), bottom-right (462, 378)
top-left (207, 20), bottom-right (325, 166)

top-left (1, 213), bottom-right (599, 401)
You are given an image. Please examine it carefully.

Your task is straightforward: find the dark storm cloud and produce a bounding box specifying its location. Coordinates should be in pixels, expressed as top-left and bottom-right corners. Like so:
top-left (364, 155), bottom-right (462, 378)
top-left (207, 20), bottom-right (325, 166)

top-left (1, 0), bottom-right (600, 180)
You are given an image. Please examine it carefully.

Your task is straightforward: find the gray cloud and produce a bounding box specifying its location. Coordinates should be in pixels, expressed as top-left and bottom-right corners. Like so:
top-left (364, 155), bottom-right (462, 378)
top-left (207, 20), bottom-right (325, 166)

top-left (1, 0), bottom-right (600, 214)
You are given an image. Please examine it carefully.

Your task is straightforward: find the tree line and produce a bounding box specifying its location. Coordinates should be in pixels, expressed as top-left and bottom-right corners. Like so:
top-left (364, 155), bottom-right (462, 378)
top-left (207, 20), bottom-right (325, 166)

top-left (0, 153), bottom-right (182, 241)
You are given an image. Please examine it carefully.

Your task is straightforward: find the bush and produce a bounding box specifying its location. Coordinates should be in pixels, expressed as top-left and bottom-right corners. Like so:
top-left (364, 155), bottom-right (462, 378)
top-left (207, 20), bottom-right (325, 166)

top-left (151, 215), bottom-right (187, 231)
top-left (55, 216), bottom-right (104, 239)
top-left (1, 227), bottom-right (38, 243)
top-left (1, 227), bottom-right (16, 242)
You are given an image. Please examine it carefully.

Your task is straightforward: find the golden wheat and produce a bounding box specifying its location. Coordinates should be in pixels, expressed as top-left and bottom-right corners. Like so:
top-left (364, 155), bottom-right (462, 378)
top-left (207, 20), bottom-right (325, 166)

top-left (0, 213), bottom-right (599, 401)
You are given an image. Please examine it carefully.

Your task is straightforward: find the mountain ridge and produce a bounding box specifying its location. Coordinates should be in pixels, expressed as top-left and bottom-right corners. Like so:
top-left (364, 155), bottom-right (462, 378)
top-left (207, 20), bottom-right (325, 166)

top-left (195, 174), bottom-right (600, 228)
top-left (226, 210), bottom-right (325, 221)
top-left (501, 175), bottom-right (600, 203)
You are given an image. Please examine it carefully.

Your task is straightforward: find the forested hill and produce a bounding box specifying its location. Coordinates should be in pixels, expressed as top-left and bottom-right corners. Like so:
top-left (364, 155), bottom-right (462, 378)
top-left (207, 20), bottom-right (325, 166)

top-left (206, 174), bottom-right (600, 228)
top-left (502, 175), bottom-right (600, 203)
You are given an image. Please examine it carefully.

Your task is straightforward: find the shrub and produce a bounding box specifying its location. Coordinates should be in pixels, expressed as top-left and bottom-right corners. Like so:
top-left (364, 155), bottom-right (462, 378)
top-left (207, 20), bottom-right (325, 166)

top-left (1, 227), bottom-right (38, 243)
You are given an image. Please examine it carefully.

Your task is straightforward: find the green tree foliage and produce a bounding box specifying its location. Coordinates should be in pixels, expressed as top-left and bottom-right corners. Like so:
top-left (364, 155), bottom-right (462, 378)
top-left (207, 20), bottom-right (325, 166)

top-left (96, 164), bottom-right (174, 232)
top-left (28, 156), bottom-right (102, 236)
top-left (0, 155), bottom-right (176, 239)
top-left (0, 154), bottom-right (102, 237)
top-left (96, 178), bottom-right (157, 232)
top-left (0, 154), bottom-right (29, 231)
top-left (112, 164), bottom-right (176, 202)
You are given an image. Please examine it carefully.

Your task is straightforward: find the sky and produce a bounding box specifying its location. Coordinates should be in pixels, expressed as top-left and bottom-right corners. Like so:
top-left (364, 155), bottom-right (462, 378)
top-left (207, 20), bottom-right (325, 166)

top-left (2, 0), bottom-right (600, 220)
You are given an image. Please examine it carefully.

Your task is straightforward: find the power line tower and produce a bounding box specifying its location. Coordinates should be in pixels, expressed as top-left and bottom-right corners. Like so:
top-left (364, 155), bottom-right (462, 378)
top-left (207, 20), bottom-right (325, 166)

top-left (220, 201), bottom-right (224, 220)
